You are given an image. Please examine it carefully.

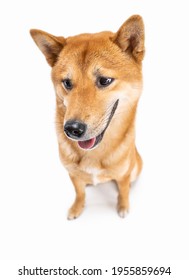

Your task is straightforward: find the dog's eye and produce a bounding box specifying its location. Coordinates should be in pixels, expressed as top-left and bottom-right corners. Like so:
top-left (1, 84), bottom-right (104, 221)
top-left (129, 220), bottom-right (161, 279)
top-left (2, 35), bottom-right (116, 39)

top-left (97, 76), bottom-right (114, 88)
top-left (62, 79), bottom-right (73, 90)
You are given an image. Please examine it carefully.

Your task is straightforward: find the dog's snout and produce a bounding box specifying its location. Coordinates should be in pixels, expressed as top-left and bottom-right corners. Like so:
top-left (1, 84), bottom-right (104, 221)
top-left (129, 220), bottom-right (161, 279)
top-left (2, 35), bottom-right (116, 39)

top-left (64, 120), bottom-right (87, 139)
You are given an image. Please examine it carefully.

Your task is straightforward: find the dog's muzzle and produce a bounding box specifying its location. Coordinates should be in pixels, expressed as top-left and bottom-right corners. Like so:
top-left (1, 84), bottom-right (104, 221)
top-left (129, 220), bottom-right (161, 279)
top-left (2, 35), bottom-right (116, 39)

top-left (64, 99), bottom-right (119, 150)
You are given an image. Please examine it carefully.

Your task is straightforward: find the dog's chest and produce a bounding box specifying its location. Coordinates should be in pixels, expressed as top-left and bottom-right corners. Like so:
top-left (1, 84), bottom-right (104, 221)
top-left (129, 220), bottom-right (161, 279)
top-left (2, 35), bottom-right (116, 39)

top-left (79, 153), bottom-right (130, 185)
top-left (82, 165), bottom-right (113, 185)
top-left (84, 167), bottom-right (103, 185)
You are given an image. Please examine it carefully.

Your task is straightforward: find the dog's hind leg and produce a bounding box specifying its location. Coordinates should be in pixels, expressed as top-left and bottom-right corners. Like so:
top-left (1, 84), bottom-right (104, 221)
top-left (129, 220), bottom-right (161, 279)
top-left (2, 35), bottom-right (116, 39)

top-left (130, 148), bottom-right (143, 183)
top-left (67, 175), bottom-right (86, 220)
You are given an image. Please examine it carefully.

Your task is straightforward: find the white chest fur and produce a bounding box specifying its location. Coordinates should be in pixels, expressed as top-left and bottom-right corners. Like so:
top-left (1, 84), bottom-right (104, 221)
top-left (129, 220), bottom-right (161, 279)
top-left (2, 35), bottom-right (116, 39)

top-left (85, 167), bottom-right (102, 186)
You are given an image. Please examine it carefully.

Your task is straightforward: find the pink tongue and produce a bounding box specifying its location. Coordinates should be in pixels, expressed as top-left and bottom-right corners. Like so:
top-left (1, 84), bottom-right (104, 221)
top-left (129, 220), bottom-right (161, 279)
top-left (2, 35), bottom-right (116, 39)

top-left (78, 137), bottom-right (96, 150)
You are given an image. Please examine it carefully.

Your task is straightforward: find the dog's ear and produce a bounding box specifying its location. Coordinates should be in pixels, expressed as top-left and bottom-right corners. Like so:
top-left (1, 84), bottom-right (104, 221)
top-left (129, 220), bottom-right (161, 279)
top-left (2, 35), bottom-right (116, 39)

top-left (113, 15), bottom-right (145, 62)
top-left (30, 29), bottom-right (65, 67)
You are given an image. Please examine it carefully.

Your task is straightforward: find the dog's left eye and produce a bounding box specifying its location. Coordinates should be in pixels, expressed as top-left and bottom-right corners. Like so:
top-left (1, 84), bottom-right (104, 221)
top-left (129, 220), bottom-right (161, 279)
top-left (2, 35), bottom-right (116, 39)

top-left (97, 77), bottom-right (114, 88)
top-left (62, 79), bottom-right (73, 90)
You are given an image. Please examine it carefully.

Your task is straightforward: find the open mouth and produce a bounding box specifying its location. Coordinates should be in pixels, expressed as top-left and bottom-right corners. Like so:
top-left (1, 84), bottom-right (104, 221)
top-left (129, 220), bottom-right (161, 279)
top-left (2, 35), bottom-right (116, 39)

top-left (78, 99), bottom-right (119, 150)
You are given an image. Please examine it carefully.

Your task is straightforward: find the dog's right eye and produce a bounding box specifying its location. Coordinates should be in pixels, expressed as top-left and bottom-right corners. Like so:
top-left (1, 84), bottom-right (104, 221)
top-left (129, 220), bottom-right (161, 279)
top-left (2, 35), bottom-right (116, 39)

top-left (62, 79), bottom-right (73, 90)
top-left (97, 76), bottom-right (114, 88)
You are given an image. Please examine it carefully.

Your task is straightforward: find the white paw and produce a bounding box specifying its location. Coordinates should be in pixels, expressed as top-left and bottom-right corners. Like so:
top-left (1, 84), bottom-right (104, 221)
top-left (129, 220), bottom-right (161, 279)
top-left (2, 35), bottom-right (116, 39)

top-left (117, 206), bottom-right (129, 218)
top-left (118, 209), bottom-right (128, 218)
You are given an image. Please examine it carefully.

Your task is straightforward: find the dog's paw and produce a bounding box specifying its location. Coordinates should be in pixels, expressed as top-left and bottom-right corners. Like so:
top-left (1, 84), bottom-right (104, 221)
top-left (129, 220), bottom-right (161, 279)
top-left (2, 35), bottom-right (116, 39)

top-left (67, 205), bottom-right (84, 220)
top-left (117, 203), bottom-right (129, 218)
top-left (117, 207), bottom-right (129, 218)
top-left (117, 197), bottom-right (129, 218)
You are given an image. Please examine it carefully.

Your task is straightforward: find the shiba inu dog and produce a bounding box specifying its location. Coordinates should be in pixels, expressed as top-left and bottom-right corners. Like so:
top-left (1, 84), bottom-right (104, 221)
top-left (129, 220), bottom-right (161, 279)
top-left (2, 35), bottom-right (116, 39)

top-left (30, 15), bottom-right (145, 219)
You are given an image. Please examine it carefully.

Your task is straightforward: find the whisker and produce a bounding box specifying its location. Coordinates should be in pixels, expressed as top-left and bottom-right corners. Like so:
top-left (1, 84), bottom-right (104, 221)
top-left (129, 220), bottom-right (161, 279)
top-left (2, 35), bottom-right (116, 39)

top-left (93, 100), bottom-right (118, 131)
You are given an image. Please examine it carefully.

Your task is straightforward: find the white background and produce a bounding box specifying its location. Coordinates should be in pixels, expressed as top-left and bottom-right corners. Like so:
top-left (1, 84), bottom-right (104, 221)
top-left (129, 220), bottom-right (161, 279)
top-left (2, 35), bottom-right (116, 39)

top-left (0, 0), bottom-right (189, 273)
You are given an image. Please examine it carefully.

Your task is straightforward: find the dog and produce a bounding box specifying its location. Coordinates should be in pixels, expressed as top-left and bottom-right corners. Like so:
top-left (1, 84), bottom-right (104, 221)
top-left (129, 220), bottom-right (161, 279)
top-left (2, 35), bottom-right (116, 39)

top-left (30, 15), bottom-right (145, 219)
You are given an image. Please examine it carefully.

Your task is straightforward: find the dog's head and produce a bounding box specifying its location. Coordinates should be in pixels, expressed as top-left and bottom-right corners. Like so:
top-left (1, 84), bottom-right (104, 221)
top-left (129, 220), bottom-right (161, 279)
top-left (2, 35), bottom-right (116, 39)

top-left (30, 15), bottom-right (145, 150)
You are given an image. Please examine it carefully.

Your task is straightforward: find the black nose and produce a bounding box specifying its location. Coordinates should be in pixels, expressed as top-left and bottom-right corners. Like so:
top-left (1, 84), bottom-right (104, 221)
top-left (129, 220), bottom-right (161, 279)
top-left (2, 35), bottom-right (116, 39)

top-left (64, 120), bottom-right (87, 139)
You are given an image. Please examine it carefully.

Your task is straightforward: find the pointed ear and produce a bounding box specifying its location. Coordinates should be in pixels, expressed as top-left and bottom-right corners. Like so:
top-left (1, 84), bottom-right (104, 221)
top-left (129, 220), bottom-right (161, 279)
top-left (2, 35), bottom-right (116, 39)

top-left (113, 15), bottom-right (145, 62)
top-left (30, 29), bottom-right (65, 67)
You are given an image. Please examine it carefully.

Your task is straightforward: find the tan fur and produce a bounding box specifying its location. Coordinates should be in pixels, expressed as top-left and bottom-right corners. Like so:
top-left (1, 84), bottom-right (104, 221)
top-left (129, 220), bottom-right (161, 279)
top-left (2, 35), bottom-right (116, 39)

top-left (30, 15), bottom-right (145, 219)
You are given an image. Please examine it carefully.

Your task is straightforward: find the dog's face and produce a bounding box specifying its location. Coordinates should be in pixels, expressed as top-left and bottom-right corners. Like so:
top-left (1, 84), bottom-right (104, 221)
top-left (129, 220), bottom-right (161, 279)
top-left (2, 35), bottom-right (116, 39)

top-left (30, 15), bottom-right (144, 150)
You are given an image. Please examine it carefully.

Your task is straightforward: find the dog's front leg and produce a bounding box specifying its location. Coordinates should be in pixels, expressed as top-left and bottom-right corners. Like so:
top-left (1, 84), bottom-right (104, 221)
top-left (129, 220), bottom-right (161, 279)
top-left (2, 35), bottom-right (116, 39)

top-left (67, 175), bottom-right (86, 220)
top-left (116, 175), bottom-right (130, 218)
